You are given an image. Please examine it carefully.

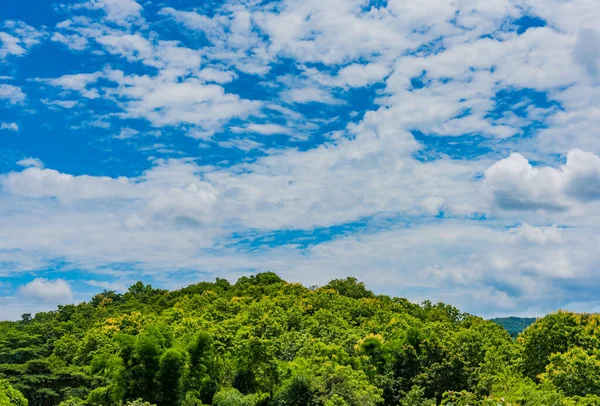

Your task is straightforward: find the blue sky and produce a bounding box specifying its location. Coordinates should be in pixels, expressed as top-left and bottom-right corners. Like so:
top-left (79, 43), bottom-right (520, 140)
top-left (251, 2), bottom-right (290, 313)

top-left (2, 0), bottom-right (600, 319)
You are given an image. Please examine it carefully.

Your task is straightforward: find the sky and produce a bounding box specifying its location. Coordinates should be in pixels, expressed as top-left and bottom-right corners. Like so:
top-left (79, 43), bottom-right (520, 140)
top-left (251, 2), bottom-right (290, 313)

top-left (2, 0), bottom-right (600, 320)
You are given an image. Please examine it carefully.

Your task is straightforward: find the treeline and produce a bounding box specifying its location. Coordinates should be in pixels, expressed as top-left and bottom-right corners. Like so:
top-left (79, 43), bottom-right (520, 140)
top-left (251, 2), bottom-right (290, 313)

top-left (0, 273), bottom-right (599, 405)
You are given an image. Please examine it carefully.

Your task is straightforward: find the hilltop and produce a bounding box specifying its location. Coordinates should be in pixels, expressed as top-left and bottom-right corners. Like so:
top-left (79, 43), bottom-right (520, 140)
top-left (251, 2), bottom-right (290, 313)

top-left (0, 273), bottom-right (599, 405)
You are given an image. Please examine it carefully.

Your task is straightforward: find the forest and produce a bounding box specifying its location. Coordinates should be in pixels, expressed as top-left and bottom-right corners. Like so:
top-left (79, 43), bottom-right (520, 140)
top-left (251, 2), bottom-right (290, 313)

top-left (1, 273), bottom-right (599, 406)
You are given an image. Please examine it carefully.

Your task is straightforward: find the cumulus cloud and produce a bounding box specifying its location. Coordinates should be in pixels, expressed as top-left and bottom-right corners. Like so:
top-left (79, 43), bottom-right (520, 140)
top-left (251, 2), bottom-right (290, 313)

top-left (198, 68), bottom-right (236, 84)
top-left (484, 149), bottom-right (600, 211)
top-left (512, 223), bottom-right (562, 245)
top-left (19, 278), bottom-right (73, 303)
top-left (104, 69), bottom-right (260, 133)
top-left (1, 160), bottom-right (219, 226)
top-left (1, 167), bottom-right (140, 203)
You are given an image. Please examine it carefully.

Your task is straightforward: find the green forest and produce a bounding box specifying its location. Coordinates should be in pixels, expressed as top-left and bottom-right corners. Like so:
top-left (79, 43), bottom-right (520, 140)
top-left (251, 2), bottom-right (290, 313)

top-left (1, 273), bottom-right (599, 406)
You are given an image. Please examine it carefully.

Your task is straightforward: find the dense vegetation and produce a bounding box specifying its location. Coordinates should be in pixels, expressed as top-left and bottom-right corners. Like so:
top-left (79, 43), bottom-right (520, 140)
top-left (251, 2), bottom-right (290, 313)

top-left (1, 273), bottom-right (600, 406)
top-left (489, 318), bottom-right (537, 339)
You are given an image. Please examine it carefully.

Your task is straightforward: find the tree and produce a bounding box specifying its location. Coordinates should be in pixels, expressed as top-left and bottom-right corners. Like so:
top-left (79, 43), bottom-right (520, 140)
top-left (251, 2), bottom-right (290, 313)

top-left (314, 364), bottom-right (383, 406)
top-left (400, 386), bottom-right (435, 406)
top-left (272, 374), bottom-right (315, 406)
top-left (186, 332), bottom-right (217, 403)
top-left (518, 311), bottom-right (583, 379)
top-left (0, 379), bottom-right (28, 406)
top-left (124, 400), bottom-right (156, 406)
top-left (323, 278), bottom-right (374, 299)
top-left (212, 388), bottom-right (260, 406)
top-left (540, 347), bottom-right (600, 397)
top-left (156, 348), bottom-right (188, 406)
top-left (5, 273), bottom-right (600, 406)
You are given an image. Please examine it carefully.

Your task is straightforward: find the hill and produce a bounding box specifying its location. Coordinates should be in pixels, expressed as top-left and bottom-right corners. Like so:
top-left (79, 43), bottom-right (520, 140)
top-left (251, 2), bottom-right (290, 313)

top-left (1, 273), bottom-right (599, 406)
top-left (490, 317), bottom-right (537, 338)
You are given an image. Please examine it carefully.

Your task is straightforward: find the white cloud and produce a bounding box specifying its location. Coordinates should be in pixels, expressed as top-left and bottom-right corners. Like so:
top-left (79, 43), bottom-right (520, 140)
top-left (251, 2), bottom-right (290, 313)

top-left (51, 16), bottom-right (123, 52)
top-left (51, 32), bottom-right (88, 51)
top-left (0, 20), bottom-right (45, 59)
top-left (79, 0), bottom-right (143, 25)
top-left (44, 72), bottom-right (102, 99)
top-left (42, 99), bottom-right (79, 109)
top-left (0, 33), bottom-right (26, 57)
top-left (16, 158), bottom-right (43, 168)
top-left (1, 160), bottom-right (219, 226)
top-left (281, 86), bottom-right (344, 105)
top-left (483, 149), bottom-right (600, 211)
top-left (0, 122), bottom-right (19, 132)
top-left (217, 138), bottom-right (263, 151)
top-left (512, 223), bottom-right (562, 246)
top-left (573, 28), bottom-right (600, 81)
top-left (96, 33), bottom-right (154, 62)
top-left (1, 167), bottom-right (140, 203)
top-left (335, 62), bottom-right (391, 88)
top-left (114, 127), bottom-right (139, 140)
top-left (86, 279), bottom-right (127, 292)
top-left (19, 278), bottom-right (73, 303)
top-left (104, 69), bottom-right (260, 133)
top-left (525, 0), bottom-right (600, 33)
top-left (160, 5), bottom-right (271, 74)
top-left (198, 68), bottom-right (237, 84)
top-left (0, 84), bottom-right (26, 104)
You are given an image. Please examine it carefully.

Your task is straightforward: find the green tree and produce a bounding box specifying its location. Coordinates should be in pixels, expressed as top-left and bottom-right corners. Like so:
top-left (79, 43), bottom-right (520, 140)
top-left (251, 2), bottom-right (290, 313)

top-left (212, 388), bottom-right (261, 406)
top-left (0, 379), bottom-right (28, 406)
top-left (272, 375), bottom-right (315, 406)
top-left (540, 347), bottom-right (600, 397)
top-left (323, 278), bottom-right (374, 299)
top-left (518, 311), bottom-right (583, 379)
top-left (186, 332), bottom-right (217, 404)
top-left (156, 348), bottom-right (188, 406)
top-left (399, 386), bottom-right (435, 406)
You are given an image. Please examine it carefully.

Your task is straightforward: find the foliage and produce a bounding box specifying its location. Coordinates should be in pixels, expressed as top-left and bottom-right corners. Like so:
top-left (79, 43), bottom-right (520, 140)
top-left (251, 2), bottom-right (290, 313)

top-left (0, 273), bottom-right (599, 405)
top-left (399, 386), bottom-right (435, 406)
top-left (539, 347), bottom-right (600, 397)
top-left (0, 379), bottom-right (28, 406)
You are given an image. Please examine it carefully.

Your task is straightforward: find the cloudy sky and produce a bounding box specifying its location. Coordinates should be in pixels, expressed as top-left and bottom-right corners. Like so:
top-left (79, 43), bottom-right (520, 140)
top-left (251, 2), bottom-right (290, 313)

top-left (2, 0), bottom-right (600, 320)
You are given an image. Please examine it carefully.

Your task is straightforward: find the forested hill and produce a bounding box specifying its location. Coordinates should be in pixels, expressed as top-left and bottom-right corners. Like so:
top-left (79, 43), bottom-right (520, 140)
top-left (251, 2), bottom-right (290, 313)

top-left (490, 317), bottom-right (538, 339)
top-left (1, 273), bottom-right (600, 406)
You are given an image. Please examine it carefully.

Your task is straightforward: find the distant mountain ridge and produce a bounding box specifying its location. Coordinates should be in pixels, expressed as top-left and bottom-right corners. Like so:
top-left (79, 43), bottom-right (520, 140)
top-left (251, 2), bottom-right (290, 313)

top-left (490, 316), bottom-right (537, 338)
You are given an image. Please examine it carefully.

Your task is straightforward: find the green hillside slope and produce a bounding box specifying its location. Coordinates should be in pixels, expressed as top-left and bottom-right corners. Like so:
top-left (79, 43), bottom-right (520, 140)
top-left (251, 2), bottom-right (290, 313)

top-left (0, 273), bottom-right (599, 406)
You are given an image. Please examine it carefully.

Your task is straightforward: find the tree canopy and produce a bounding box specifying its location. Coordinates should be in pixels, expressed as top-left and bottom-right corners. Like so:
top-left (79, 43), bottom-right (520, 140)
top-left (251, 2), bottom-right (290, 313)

top-left (0, 273), bottom-right (598, 406)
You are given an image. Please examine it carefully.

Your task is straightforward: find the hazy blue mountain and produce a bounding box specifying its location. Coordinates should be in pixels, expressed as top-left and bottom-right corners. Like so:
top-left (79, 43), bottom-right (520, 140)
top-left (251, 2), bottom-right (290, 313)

top-left (491, 317), bottom-right (537, 338)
